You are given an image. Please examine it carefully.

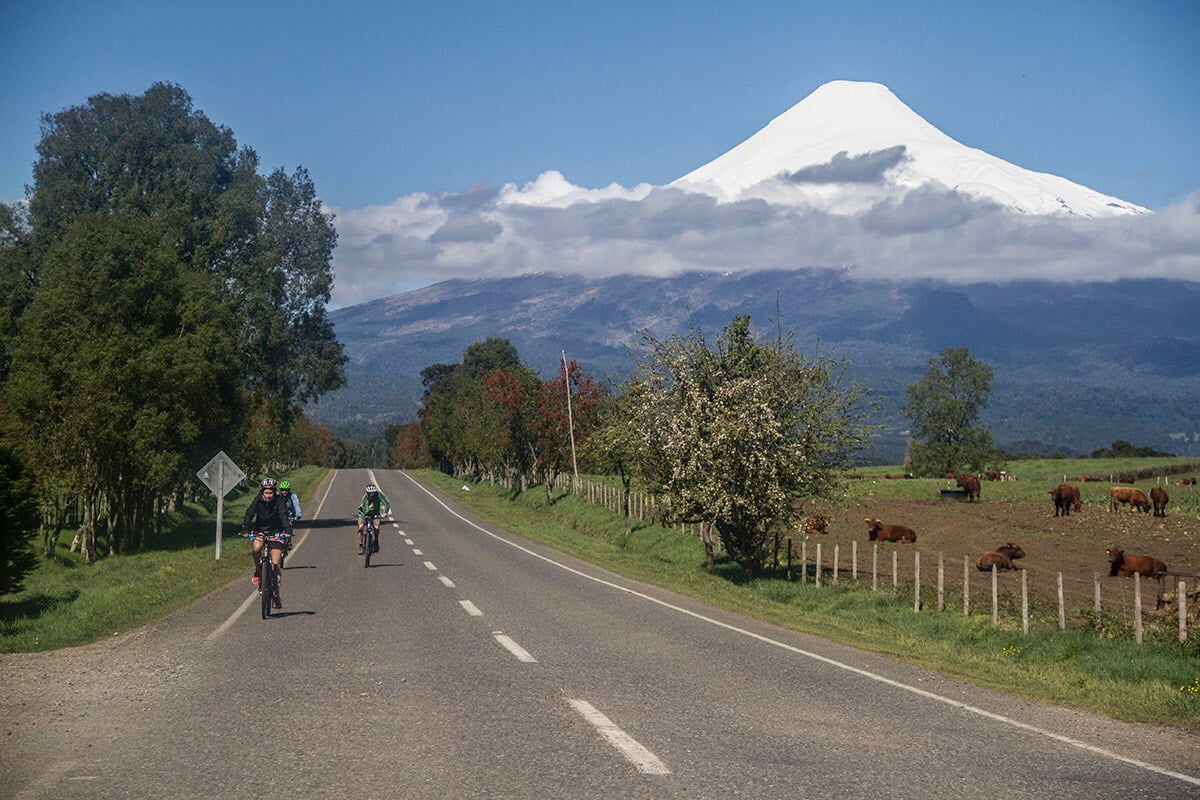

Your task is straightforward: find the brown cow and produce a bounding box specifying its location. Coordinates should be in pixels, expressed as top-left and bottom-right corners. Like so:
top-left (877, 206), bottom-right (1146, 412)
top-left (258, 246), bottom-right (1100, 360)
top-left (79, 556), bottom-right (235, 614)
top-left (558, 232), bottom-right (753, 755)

top-left (1179, 477), bottom-right (1197, 486)
top-left (804, 514), bottom-right (829, 535)
top-left (1106, 547), bottom-right (1167, 578)
top-left (976, 542), bottom-right (1025, 571)
top-left (1082, 475), bottom-right (1102, 482)
top-left (865, 518), bottom-right (917, 543)
top-left (956, 473), bottom-right (981, 502)
top-left (1109, 486), bottom-right (1151, 513)
top-left (1149, 486), bottom-right (1168, 517)
top-left (1049, 482), bottom-right (1081, 517)
top-left (985, 470), bottom-right (1002, 481)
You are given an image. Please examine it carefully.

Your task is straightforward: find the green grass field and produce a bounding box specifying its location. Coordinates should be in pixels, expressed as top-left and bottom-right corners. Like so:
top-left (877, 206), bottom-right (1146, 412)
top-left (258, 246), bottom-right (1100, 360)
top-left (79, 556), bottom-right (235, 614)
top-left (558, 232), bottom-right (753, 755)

top-left (0, 466), bottom-right (325, 652)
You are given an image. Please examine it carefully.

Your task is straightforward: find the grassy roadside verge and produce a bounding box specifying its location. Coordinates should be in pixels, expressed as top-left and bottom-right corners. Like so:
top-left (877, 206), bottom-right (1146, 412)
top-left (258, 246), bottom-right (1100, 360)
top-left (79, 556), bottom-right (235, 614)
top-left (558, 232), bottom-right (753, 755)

top-left (0, 466), bottom-right (327, 653)
top-left (415, 469), bottom-right (1200, 728)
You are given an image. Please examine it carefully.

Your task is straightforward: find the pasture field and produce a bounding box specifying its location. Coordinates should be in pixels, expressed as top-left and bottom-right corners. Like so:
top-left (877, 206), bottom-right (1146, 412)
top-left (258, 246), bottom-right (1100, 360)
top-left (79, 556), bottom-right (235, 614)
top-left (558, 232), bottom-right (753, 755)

top-left (812, 472), bottom-right (1199, 619)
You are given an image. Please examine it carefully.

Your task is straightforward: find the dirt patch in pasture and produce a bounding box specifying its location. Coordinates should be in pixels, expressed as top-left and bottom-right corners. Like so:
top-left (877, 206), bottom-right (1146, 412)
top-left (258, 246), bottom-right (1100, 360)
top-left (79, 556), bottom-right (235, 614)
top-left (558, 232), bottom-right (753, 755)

top-left (802, 490), bottom-right (1199, 624)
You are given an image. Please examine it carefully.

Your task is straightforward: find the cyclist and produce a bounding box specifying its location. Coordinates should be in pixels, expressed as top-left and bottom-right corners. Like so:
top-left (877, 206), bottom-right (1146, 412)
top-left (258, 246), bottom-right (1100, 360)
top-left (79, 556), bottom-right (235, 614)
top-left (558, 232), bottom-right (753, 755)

top-left (356, 482), bottom-right (391, 555)
top-left (241, 478), bottom-right (293, 609)
top-left (278, 480), bottom-right (302, 523)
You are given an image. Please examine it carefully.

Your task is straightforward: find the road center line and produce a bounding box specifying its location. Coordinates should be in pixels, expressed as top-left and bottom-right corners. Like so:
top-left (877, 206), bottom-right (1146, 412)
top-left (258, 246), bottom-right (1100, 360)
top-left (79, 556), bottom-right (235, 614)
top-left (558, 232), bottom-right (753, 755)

top-left (439, 575), bottom-right (456, 588)
top-left (459, 600), bottom-right (483, 616)
top-left (403, 471), bottom-right (1200, 788)
top-left (423, 561), bottom-right (438, 571)
top-left (568, 699), bottom-right (671, 775)
top-left (412, 548), bottom-right (423, 555)
top-left (493, 632), bottom-right (538, 663)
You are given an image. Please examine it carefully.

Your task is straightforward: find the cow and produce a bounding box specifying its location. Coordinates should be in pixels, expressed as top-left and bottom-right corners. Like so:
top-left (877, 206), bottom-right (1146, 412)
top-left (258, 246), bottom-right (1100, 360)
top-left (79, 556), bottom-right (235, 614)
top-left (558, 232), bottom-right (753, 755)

top-left (1106, 547), bottom-right (1167, 578)
top-left (1082, 475), bottom-right (1102, 482)
top-left (956, 473), bottom-right (981, 502)
top-left (1109, 486), bottom-right (1151, 513)
top-left (865, 518), bottom-right (917, 543)
top-left (1179, 477), bottom-right (1197, 486)
top-left (976, 542), bottom-right (1025, 571)
top-left (804, 514), bottom-right (829, 535)
top-left (1150, 486), bottom-right (1169, 517)
top-left (985, 470), bottom-right (1002, 481)
top-left (1049, 482), bottom-right (1082, 517)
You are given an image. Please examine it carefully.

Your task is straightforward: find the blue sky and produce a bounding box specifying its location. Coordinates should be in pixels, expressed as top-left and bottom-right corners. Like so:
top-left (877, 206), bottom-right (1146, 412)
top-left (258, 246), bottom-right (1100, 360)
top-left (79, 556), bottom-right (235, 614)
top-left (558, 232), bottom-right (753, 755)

top-left (3, 1), bottom-right (1198, 305)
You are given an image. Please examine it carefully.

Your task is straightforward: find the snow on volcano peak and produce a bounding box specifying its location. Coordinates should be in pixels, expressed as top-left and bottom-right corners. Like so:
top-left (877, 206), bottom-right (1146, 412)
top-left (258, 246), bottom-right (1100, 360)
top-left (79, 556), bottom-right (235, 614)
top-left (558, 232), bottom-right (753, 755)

top-left (672, 80), bottom-right (1147, 218)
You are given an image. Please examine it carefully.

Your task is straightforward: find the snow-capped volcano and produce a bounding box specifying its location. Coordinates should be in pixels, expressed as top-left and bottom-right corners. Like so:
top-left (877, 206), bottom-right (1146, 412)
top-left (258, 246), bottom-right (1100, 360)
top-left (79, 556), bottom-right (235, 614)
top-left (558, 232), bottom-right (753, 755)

top-left (672, 80), bottom-right (1147, 217)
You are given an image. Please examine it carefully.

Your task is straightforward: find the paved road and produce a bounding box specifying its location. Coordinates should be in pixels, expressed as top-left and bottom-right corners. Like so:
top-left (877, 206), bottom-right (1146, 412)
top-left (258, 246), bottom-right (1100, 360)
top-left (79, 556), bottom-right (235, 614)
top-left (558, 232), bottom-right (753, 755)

top-left (3, 468), bottom-right (1198, 799)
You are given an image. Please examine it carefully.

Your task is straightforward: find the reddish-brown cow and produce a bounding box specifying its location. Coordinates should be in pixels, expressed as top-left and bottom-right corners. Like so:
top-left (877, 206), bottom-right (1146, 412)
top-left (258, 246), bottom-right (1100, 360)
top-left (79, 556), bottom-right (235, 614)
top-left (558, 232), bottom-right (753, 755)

top-left (1049, 482), bottom-right (1081, 517)
top-left (956, 473), bottom-right (981, 502)
top-left (976, 542), bottom-right (1025, 571)
top-left (1106, 547), bottom-right (1167, 578)
top-left (1150, 486), bottom-right (1169, 517)
top-left (1179, 477), bottom-right (1196, 486)
top-left (804, 514), bottom-right (829, 535)
top-left (865, 518), bottom-right (917, 543)
top-left (1108, 486), bottom-right (1151, 513)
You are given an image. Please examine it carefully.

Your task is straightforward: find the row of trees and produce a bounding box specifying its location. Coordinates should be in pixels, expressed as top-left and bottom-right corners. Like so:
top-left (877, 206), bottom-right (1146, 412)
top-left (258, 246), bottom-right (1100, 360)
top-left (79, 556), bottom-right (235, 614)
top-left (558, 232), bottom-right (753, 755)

top-left (397, 320), bottom-right (882, 576)
top-left (0, 83), bottom-right (350, 579)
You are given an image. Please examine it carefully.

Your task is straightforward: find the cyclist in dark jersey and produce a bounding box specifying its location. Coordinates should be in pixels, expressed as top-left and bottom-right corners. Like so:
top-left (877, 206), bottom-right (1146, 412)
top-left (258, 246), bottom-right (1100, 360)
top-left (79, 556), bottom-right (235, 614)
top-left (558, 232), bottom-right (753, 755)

top-left (356, 482), bottom-right (391, 555)
top-left (241, 478), bottom-right (293, 608)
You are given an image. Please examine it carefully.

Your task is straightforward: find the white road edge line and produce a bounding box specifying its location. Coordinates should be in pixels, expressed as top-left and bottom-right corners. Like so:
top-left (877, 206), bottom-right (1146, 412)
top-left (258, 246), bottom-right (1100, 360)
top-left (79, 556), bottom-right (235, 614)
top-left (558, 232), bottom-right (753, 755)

top-left (568, 699), bottom-right (671, 776)
top-left (402, 471), bottom-right (1200, 788)
top-left (493, 632), bottom-right (538, 663)
top-left (207, 471), bottom-right (338, 642)
top-left (460, 600), bottom-right (483, 616)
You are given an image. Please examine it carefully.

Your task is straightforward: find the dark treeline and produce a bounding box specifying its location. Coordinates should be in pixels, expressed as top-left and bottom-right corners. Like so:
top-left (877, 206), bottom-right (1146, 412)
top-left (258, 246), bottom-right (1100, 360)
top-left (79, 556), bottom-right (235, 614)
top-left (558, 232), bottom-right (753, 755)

top-left (0, 83), bottom-right (354, 584)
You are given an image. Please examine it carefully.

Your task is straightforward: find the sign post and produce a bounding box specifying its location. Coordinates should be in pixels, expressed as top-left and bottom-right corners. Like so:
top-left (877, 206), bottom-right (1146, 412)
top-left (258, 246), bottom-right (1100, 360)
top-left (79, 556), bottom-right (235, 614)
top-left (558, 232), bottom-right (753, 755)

top-left (196, 451), bottom-right (245, 560)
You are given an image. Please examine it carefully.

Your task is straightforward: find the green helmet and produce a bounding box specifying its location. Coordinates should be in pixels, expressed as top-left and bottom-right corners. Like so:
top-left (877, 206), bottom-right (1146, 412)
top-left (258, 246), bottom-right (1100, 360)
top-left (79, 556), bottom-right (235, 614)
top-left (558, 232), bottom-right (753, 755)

top-left (278, 480), bottom-right (292, 490)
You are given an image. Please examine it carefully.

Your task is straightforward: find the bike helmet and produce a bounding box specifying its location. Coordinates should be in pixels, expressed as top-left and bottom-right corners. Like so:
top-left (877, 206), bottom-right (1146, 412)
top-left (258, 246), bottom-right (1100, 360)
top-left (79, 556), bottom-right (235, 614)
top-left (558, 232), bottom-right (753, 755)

top-left (279, 480), bottom-right (292, 490)
top-left (260, 478), bottom-right (277, 490)
top-left (365, 483), bottom-right (378, 493)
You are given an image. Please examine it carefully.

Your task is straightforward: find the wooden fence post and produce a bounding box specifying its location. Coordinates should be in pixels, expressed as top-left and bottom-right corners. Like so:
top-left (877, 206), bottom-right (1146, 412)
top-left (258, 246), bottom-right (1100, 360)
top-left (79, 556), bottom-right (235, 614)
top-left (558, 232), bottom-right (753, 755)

top-left (914, 551), bottom-right (921, 612)
top-left (801, 540), bottom-right (807, 584)
top-left (1135, 573), bottom-right (1143, 645)
top-left (852, 540), bottom-right (858, 581)
top-left (937, 553), bottom-right (945, 613)
top-left (991, 565), bottom-right (999, 625)
top-left (872, 544), bottom-right (878, 592)
top-left (1094, 573), bottom-right (1102, 630)
top-left (1180, 580), bottom-right (1188, 643)
top-left (1057, 573), bottom-right (1066, 631)
top-left (786, 538), bottom-right (793, 581)
top-left (1021, 570), bottom-right (1029, 634)
top-left (892, 549), bottom-right (898, 596)
top-left (833, 544), bottom-right (840, 585)
top-left (964, 557), bottom-right (970, 617)
top-left (815, 543), bottom-right (822, 588)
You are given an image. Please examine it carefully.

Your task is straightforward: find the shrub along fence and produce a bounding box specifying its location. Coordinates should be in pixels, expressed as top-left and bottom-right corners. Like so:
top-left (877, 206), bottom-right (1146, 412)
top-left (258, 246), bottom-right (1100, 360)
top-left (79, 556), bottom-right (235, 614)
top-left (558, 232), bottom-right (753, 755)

top-left (574, 478), bottom-right (1199, 646)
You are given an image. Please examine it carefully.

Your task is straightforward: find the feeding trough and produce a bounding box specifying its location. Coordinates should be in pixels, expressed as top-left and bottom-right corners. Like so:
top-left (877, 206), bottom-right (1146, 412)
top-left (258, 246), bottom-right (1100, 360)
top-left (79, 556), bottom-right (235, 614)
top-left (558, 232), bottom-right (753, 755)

top-left (939, 488), bottom-right (967, 501)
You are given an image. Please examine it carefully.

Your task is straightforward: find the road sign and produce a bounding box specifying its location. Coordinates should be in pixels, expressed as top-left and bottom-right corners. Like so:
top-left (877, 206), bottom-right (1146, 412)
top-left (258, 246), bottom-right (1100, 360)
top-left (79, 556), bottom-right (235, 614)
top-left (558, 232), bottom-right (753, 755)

top-left (197, 451), bottom-right (245, 560)
top-left (197, 451), bottom-right (244, 497)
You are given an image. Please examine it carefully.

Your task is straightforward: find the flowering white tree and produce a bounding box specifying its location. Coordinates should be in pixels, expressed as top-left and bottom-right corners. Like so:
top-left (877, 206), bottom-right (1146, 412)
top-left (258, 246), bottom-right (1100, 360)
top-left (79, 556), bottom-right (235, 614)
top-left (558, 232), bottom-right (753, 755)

top-left (620, 316), bottom-right (874, 576)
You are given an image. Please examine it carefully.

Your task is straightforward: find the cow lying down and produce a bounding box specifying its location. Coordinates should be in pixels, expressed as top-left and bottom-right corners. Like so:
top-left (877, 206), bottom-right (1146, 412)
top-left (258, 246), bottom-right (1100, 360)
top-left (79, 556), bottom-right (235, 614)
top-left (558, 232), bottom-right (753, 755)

top-left (977, 543), bottom-right (1025, 571)
top-left (865, 518), bottom-right (916, 542)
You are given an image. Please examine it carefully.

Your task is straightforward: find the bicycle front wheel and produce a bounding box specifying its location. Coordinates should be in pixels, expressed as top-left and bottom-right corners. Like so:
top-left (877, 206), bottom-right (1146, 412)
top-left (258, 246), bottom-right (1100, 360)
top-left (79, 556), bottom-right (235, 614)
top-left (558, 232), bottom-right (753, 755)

top-left (260, 560), bottom-right (274, 619)
top-left (364, 529), bottom-right (372, 568)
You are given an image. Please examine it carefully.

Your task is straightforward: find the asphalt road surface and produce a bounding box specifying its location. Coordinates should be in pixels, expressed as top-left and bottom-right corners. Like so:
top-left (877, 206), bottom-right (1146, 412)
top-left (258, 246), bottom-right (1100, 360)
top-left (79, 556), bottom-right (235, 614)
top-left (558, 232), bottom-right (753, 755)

top-left (3, 468), bottom-right (1199, 799)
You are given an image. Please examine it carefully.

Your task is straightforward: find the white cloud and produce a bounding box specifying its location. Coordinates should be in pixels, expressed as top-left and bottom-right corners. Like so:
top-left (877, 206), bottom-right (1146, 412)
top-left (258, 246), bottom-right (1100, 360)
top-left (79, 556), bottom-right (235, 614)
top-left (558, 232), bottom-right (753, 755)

top-left (329, 173), bottom-right (1200, 308)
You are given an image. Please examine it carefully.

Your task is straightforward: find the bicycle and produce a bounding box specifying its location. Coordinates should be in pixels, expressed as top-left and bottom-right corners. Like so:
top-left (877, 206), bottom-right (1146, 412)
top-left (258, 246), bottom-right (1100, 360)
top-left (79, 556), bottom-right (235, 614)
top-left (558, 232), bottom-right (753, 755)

top-left (363, 516), bottom-right (381, 568)
top-left (243, 531), bottom-right (288, 618)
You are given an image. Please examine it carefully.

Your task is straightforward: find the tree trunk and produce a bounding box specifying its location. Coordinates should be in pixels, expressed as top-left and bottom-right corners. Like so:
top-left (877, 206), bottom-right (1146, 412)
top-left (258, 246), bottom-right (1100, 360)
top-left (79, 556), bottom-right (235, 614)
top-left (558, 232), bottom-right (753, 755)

top-left (622, 482), bottom-right (632, 536)
top-left (701, 521), bottom-right (715, 570)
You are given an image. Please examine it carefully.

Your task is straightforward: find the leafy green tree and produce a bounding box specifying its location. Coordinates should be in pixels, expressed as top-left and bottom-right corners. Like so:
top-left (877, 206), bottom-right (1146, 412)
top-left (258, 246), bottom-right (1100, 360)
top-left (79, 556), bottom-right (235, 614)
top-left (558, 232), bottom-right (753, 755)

top-left (901, 346), bottom-right (996, 477)
top-left (0, 398), bottom-right (38, 592)
top-left (4, 83), bottom-right (345, 553)
top-left (618, 317), bottom-right (874, 576)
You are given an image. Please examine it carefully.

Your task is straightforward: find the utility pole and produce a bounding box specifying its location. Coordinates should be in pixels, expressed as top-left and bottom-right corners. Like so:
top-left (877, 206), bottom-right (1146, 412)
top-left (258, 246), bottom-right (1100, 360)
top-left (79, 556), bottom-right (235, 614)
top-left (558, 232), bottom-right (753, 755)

top-left (562, 350), bottom-right (580, 490)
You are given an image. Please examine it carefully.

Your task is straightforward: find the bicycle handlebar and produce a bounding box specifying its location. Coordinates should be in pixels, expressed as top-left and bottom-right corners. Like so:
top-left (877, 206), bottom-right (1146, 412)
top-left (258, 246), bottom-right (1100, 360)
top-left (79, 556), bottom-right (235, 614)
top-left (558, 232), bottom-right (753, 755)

top-left (241, 531), bottom-right (290, 542)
